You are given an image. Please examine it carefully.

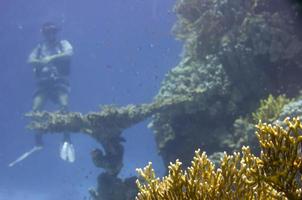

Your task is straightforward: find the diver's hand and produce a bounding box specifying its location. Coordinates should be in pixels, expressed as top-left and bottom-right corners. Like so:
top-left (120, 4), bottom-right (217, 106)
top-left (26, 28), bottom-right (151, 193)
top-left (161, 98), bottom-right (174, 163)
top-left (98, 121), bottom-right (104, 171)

top-left (40, 56), bottom-right (53, 64)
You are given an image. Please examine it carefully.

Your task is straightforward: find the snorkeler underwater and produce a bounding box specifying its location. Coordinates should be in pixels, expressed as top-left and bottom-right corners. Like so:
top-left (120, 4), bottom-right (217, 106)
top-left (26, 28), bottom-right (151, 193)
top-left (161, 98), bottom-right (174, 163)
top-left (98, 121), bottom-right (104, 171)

top-left (1, 0), bottom-right (302, 199)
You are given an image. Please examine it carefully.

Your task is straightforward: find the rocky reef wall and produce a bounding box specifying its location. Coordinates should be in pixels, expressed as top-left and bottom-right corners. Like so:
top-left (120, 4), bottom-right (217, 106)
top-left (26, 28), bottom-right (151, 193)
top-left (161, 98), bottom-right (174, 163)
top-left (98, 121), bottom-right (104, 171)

top-left (150, 0), bottom-right (302, 167)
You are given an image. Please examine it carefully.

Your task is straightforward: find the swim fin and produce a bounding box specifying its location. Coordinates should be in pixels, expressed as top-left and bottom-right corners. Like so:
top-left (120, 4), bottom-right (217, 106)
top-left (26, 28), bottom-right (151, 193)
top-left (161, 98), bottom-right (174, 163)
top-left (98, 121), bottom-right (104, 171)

top-left (8, 146), bottom-right (43, 167)
top-left (60, 141), bottom-right (75, 163)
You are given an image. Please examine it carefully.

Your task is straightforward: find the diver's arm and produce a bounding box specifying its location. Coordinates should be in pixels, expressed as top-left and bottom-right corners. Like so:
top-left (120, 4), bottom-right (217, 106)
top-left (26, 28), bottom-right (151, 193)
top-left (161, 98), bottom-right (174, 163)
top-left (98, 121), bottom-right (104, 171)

top-left (27, 47), bottom-right (46, 75)
top-left (46, 40), bottom-right (73, 63)
top-left (28, 57), bottom-right (42, 65)
top-left (28, 47), bottom-right (44, 65)
top-left (46, 53), bottom-right (69, 62)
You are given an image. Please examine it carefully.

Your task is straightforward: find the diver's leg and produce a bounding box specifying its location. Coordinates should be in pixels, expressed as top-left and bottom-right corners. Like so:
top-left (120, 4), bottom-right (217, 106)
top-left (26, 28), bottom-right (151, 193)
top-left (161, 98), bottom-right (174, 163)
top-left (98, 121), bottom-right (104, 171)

top-left (57, 91), bottom-right (69, 113)
top-left (8, 93), bottom-right (46, 167)
top-left (56, 92), bottom-right (71, 143)
top-left (32, 93), bottom-right (46, 147)
top-left (32, 93), bottom-right (46, 112)
top-left (63, 132), bottom-right (71, 143)
top-left (56, 91), bottom-right (75, 162)
top-left (52, 91), bottom-right (71, 142)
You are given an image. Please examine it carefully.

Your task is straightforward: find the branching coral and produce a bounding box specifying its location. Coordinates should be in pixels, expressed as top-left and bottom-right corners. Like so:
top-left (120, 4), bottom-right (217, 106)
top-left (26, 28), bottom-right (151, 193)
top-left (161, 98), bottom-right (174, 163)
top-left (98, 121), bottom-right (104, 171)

top-left (223, 94), bottom-right (292, 152)
top-left (136, 149), bottom-right (278, 199)
top-left (136, 118), bottom-right (302, 200)
top-left (256, 118), bottom-right (302, 199)
top-left (252, 94), bottom-right (291, 123)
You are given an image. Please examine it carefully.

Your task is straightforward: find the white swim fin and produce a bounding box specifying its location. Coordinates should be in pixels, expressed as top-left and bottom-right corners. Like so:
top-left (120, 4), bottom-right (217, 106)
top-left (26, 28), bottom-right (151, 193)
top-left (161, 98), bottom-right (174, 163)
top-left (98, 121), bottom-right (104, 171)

top-left (8, 146), bottom-right (43, 167)
top-left (60, 141), bottom-right (75, 163)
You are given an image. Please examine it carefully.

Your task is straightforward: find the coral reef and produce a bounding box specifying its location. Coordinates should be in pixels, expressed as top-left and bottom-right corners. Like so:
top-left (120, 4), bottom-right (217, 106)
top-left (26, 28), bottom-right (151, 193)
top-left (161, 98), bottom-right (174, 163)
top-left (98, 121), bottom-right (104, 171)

top-left (26, 97), bottom-right (190, 199)
top-left (278, 95), bottom-right (302, 121)
top-left (27, 97), bottom-right (190, 138)
top-left (150, 57), bottom-right (233, 167)
top-left (221, 117), bottom-right (256, 151)
top-left (137, 149), bottom-right (277, 200)
top-left (89, 173), bottom-right (138, 200)
top-left (25, 0), bottom-right (302, 199)
top-left (256, 118), bottom-right (302, 199)
top-left (252, 94), bottom-right (291, 123)
top-left (223, 94), bottom-right (292, 152)
top-left (136, 118), bottom-right (302, 200)
top-left (150, 0), bottom-right (302, 168)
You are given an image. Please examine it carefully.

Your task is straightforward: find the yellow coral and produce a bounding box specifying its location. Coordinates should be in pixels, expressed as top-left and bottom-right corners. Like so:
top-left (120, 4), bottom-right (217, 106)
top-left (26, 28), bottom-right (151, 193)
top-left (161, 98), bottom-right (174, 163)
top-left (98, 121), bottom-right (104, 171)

top-left (256, 118), bottom-right (302, 199)
top-left (136, 118), bottom-right (302, 200)
top-left (252, 94), bottom-right (290, 123)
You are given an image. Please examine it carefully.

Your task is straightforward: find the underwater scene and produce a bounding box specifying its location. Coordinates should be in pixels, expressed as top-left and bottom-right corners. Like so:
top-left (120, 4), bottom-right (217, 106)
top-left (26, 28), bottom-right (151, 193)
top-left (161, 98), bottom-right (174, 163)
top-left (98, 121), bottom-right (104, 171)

top-left (1, 0), bottom-right (302, 199)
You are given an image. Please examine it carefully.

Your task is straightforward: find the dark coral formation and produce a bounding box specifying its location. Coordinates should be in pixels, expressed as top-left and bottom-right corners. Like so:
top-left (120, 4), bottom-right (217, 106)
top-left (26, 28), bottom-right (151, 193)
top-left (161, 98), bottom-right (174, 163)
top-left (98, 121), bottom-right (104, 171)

top-left (89, 173), bottom-right (138, 200)
top-left (150, 0), bottom-right (302, 167)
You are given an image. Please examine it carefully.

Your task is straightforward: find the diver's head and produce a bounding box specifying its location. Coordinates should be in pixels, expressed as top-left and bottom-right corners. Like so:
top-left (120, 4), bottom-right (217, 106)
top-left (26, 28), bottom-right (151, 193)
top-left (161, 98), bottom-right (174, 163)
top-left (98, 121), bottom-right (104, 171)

top-left (41, 22), bottom-right (60, 43)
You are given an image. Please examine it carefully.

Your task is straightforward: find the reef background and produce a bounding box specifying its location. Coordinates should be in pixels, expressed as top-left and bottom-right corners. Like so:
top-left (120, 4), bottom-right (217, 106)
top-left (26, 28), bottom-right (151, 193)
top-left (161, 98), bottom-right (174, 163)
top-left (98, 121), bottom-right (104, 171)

top-left (25, 0), bottom-right (302, 199)
top-left (0, 0), bottom-right (180, 199)
top-left (151, 0), bottom-right (302, 168)
top-left (2, 0), bottom-right (302, 199)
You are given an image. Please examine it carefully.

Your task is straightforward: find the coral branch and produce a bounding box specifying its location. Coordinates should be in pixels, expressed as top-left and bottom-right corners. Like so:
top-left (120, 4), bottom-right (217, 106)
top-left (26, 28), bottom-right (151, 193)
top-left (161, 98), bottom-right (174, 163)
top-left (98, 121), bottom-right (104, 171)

top-left (26, 97), bottom-right (190, 142)
top-left (136, 118), bottom-right (302, 200)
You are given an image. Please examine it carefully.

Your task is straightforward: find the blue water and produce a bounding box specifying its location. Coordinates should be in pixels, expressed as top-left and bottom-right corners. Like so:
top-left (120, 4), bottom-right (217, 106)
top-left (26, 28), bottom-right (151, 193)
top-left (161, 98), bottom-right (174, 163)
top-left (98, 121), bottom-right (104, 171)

top-left (0, 0), bottom-right (181, 199)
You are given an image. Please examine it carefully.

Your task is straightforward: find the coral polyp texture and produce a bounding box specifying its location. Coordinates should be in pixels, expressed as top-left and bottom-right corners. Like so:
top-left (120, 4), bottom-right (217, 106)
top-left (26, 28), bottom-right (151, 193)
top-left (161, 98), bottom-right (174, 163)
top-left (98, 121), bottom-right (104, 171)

top-left (136, 118), bottom-right (302, 200)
